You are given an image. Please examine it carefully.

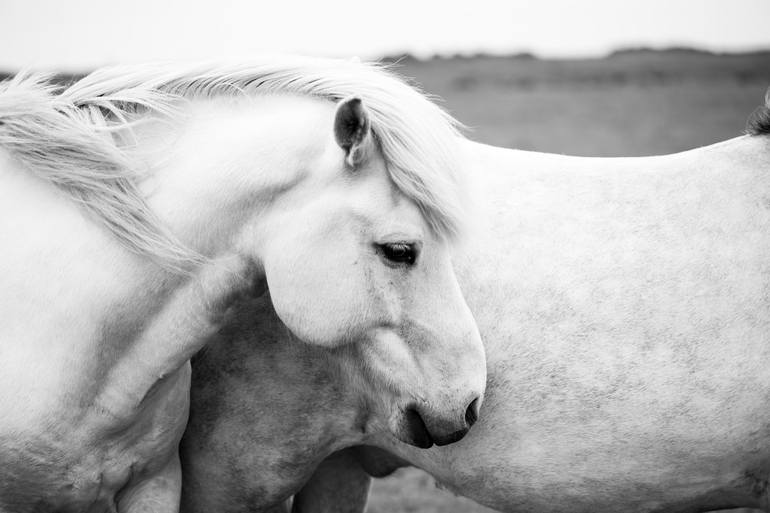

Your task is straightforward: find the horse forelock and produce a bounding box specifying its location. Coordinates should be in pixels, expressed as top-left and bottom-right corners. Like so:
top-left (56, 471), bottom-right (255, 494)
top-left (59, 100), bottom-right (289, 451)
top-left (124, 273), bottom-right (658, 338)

top-left (0, 57), bottom-right (470, 268)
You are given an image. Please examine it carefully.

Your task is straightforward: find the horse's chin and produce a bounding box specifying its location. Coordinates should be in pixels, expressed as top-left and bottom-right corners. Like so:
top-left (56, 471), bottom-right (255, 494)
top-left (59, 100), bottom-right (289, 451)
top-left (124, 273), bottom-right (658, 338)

top-left (393, 408), bottom-right (435, 449)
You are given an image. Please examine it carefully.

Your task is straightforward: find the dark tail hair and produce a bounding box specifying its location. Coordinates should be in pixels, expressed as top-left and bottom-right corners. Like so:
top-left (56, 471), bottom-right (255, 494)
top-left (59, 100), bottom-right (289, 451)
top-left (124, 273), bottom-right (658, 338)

top-left (746, 87), bottom-right (770, 135)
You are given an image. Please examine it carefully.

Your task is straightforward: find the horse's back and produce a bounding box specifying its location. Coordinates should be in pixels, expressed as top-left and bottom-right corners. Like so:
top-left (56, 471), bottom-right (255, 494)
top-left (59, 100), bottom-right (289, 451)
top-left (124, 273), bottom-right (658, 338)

top-left (392, 136), bottom-right (770, 513)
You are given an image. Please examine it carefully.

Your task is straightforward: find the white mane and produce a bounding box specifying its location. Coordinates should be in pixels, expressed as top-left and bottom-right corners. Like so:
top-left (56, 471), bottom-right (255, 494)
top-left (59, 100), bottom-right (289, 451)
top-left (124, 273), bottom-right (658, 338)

top-left (0, 57), bottom-right (469, 270)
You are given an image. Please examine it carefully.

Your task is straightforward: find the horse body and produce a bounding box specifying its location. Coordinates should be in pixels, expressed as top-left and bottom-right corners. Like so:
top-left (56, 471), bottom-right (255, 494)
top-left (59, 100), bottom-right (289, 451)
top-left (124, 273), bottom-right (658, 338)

top-left (382, 135), bottom-right (770, 513)
top-left (0, 60), bottom-right (484, 511)
top-left (181, 134), bottom-right (770, 513)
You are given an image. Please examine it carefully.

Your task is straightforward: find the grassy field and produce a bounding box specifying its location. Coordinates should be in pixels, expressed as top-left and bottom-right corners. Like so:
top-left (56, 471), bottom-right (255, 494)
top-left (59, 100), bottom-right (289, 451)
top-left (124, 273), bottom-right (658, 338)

top-left (365, 49), bottom-right (770, 513)
top-left (368, 467), bottom-right (499, 513)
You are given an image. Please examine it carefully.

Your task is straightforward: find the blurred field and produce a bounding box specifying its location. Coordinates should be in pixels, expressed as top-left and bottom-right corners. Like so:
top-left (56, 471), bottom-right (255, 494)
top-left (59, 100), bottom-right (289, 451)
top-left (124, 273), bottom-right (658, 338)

top-left (389, 49), bottom-right (770, 155)
top-left (366, 49), bottom-right (770, 513)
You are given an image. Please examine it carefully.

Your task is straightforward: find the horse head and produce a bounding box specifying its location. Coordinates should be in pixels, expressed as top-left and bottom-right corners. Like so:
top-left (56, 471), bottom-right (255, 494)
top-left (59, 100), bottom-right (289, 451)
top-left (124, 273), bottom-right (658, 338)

top-left (252, 96), bottom-right (485, 446)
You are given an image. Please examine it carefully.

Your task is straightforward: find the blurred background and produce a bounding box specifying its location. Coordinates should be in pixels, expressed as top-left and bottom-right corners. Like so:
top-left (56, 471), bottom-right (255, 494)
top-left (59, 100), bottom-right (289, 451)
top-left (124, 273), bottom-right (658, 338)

top-left (2, 0), bottom-right (770, 157)
top-left (3, 1), bottom-right (769, 511)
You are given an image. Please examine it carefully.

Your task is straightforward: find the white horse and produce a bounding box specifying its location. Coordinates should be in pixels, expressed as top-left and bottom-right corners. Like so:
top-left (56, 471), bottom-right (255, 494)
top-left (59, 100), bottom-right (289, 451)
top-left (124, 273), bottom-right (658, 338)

top-left (180, 98), bottom-right (770, 513)
top-left (0, 58), bottom-right (486, 512)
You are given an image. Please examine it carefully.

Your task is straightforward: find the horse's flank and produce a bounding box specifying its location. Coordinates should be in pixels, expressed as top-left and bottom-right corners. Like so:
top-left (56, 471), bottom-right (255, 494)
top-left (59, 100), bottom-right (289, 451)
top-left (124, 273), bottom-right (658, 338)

top-left (0, 57), bottom-right (468, 271)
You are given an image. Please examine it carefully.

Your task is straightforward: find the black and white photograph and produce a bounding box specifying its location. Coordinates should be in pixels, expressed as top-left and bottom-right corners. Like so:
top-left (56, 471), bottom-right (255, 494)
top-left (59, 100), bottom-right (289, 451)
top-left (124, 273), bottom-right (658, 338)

top-left (1, 1), bottom-right (770, 512)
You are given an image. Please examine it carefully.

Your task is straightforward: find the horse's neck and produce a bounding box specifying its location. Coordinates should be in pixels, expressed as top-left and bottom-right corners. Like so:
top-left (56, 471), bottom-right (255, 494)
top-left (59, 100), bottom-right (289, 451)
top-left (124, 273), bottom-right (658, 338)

top-left (0, 95), bottom-right (329, 423)
top-left (137, 95), bottom-right (331, 257)
top-left (0, 152), bottom-right (263, 426)
top-left (0, 150), bottom-right (184, 422)
top-left (0, 147), bottom-right (172, 320)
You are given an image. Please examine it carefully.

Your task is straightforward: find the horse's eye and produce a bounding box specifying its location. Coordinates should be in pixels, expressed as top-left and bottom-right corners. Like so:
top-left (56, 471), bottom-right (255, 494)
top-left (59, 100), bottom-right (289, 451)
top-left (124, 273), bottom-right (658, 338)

top-left (377, 242), bottom-right (418, 266)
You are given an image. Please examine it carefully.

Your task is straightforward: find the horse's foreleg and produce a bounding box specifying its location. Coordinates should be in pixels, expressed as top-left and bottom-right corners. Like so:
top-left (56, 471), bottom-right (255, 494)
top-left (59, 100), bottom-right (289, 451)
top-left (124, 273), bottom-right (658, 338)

top-left (291, 448), bottom-right (371, 513)
top-left (116, 453), bottom-right (182, 513)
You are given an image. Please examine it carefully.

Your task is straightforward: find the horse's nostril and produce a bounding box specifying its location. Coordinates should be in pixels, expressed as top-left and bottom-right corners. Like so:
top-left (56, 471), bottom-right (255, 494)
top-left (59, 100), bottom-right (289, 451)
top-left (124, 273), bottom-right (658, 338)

top-left (465, 397), bottom-right (480, 427)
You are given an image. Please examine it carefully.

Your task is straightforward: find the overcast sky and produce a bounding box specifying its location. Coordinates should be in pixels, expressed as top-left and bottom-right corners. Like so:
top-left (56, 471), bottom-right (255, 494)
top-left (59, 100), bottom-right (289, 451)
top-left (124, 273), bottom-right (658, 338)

top-left (1, 0), bottom-right (769, 70)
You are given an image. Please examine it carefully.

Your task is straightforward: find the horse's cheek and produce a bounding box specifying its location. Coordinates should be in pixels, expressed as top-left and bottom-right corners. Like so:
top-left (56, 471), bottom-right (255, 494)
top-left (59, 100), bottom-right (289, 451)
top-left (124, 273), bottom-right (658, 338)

top-left (265, 247), bottom-right (369, 346)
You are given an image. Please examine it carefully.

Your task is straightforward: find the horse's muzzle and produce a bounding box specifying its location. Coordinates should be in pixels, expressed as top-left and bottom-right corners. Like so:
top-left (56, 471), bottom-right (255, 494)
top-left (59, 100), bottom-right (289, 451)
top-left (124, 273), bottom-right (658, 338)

top-left (402, 395), bottom-right (481, 448)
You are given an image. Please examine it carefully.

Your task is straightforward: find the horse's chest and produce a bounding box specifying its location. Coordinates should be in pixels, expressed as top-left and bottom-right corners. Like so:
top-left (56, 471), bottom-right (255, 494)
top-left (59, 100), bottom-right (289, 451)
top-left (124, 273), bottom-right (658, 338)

top-left (0, 365), bottom-right (190, 512)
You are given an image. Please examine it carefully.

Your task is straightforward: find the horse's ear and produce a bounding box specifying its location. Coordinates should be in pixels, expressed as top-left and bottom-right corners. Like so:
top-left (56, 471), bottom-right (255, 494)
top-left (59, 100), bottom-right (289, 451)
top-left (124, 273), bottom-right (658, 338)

top-left (334, 96), bottom-right (371, 168)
